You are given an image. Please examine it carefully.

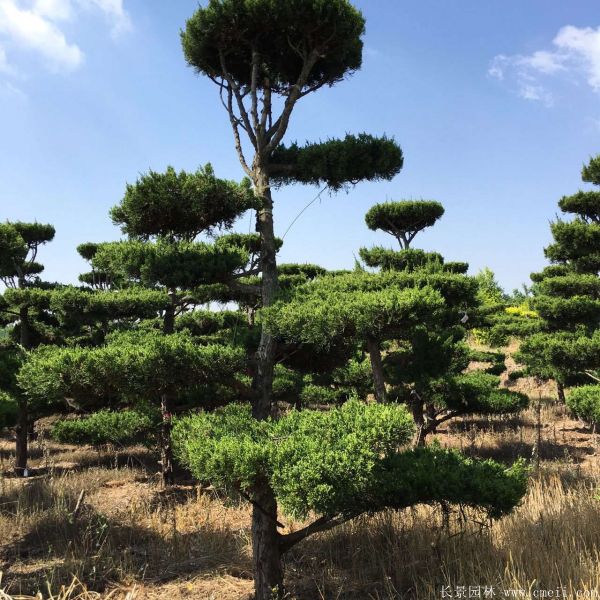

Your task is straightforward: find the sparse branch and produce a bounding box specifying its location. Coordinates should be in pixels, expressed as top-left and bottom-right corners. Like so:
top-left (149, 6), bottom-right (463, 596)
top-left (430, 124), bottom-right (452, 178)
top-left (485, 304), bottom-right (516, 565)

top-left (265, 49), bottom-right (320, 154)
top-left (250, 49), bottom-right (261, 140)
top-left (219, 51), bottom-right (257, 149)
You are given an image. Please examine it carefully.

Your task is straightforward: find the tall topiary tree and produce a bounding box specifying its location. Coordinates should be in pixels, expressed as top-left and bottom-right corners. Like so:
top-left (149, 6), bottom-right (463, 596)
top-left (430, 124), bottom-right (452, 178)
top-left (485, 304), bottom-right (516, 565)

top-left (0, 221), bottom-right (55, 475)
top-left (67, 165), bottom-right (255, 482)
top-left (181, 4), bottom-right (404, 593)
top-left (518, 154), bottom-right (600, 421)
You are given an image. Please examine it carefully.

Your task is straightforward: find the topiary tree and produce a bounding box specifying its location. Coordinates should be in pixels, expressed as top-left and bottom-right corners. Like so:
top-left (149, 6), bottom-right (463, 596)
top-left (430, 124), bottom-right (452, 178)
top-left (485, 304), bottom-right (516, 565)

top-left (180, 3), bottom-right (405, 592)
top-left (356, 204), bottom-right (527, 444)
top-left (18, 331), bottom-right (246, 481)
top-left (173, 400), bottom-right (527, 598)
top-left (0, 221), bottom-right (55, 475)
top-left (518, 155), bottom-right (600, 418)
top-left (364, 200), bottom-right (444, 249)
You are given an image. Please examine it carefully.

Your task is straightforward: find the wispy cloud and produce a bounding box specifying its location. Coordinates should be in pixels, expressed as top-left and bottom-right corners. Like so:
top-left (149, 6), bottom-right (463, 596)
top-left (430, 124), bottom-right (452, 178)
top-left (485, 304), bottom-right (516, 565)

top-left (0, 0), bottom-right (130, 77)
top-left (489, 25), bottom-right (600, 106)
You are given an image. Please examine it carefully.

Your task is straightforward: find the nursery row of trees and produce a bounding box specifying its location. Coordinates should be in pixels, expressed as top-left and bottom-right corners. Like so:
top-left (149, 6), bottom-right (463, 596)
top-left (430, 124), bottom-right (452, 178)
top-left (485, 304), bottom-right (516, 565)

top-left (0, 1), bottom-right (597, 598)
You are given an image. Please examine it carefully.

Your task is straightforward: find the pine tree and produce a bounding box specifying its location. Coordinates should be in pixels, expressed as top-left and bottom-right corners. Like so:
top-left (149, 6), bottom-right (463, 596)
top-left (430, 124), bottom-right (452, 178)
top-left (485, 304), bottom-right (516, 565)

top-left (0, 221), bottom-right (55, 475)
top-left (518, 155), bottom-right (600, 423)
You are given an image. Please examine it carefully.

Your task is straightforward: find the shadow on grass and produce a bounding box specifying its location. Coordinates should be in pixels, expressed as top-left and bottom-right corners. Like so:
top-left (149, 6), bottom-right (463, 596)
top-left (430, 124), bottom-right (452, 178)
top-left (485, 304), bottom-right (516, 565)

top-left (0, 477), bottom-right (251, 596)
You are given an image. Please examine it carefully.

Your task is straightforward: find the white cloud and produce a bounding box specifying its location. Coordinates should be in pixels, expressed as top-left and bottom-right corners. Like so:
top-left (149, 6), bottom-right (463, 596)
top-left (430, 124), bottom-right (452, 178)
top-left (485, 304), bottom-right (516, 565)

top-left (34, 0), bottom-right (73, 21)
top-left (0, 0), bottom-right (83, 71)
top-left (84, 0), bottom-right (131, 37)
top-left (489, 24), bottom-right (600, 104)
top-left (0, 0), bottom-right (130, 76)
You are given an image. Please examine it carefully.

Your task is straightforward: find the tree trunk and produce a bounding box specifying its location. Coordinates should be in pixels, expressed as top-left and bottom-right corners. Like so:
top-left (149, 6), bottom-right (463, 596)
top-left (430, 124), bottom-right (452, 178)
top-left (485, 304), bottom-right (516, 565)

top-left (251, 481), bottom-right (284, 600)
top-left (159, 393), bottom-right (174, 486)
top-left (15, 397), bottom-right (28, 476)
top-left (250, 168), bottom-right (283, 599)
top-left (163, 301), bottom-right (175, 335)
top-left (410, 391), bottom-right (426, 446)
top-left (15, 304), bottom-right (31, 476)
top-left (252, 170), bottom-right (278, 421)
top-left (366, 336), bottom-right (387, 403)
top-left (556, 381), bottom-right (566, 404)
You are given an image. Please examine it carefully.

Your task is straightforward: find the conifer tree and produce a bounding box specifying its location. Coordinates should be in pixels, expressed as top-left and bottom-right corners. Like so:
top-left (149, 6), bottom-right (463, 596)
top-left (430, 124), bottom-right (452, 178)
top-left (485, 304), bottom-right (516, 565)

top-left (175, 4), bottom-right (528, 596)
top-left (180, 4), bottom-right (405, 592)
top-left (518, 155), bottom-right (600, 422)
top-left (0, 221), bottom-right (55, 475)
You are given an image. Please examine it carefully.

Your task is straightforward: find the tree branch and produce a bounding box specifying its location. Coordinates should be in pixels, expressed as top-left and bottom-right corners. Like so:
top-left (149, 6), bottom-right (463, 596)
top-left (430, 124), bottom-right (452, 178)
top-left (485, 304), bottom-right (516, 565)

top-left (265, 49), bottom-right (320, 154)
top-left (219, 51), bottom-right (257, 149)
top-left (279, 512), bottom-right (359, 553)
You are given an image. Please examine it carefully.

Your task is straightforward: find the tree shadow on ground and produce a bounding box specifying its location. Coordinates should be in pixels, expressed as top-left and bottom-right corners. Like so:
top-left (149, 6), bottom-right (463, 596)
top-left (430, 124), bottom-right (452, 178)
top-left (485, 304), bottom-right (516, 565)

top-left (0, 477), bottom-right (251, 596)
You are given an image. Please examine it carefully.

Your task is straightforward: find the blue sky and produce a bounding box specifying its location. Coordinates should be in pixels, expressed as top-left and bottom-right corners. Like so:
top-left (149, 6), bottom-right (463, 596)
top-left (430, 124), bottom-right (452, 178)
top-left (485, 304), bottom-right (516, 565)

top-left (1, 0), bottom-right (599, 292)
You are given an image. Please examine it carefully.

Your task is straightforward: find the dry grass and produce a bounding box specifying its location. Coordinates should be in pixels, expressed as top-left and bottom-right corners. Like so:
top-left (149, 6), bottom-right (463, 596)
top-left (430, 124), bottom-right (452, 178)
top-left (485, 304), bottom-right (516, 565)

top-left (0, 369), bottom-right (599, 598)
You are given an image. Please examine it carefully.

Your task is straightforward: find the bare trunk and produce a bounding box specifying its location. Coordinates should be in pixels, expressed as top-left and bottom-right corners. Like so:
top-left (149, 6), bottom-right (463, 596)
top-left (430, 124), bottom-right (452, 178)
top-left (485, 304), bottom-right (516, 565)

top-left (366, 337), bottom-right (387, 403)
top-left (159, 393), bottom-right (173, 486)
top-left (253, 170), bottom-right (278, 421)
top-left (15, 304), bottom-right (30, 476)
top-left (163, 301), bottom-right (175, 335)
top-left (556, 381), bottom-right (566, 404)
top-left (410, 391), bottom-right (426, 446)
top-left (251, 482), bottom-right (283, 600)
top-left (250, 167), bottom-right (283, 599)
top-left (15, 397), bottom-right (28, 476)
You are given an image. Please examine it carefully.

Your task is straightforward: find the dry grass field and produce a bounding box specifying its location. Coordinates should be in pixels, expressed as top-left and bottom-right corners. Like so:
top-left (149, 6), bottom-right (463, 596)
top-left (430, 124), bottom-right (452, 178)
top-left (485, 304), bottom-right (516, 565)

top-left (1, 362), bottom-right (599, 599)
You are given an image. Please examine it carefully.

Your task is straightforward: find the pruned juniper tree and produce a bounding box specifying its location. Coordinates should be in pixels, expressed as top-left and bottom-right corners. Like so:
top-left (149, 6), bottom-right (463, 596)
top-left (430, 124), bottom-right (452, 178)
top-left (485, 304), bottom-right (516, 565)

top-left (180, 3), bottom-right (404, 594)
top-left (18, 330), bottom-right (246, 468)
top-left (518, 154), bottom-right (600, 423)
top-left (0, 221), bottom-right (55, 475)
top-left (181, 0), bottom-right (403, 420)
top-left (172, 400), bottom-right (527, 600)
top-left (62, 165), bottom-right (256, 483)
top-left (264, 267), bottom-right (528, 446)
top-left (356, 202), bottom-right (527, 443)
top-left (364, 200), bottom-right (445, 249)
top-left (359, 200), bottom-right (467, 274)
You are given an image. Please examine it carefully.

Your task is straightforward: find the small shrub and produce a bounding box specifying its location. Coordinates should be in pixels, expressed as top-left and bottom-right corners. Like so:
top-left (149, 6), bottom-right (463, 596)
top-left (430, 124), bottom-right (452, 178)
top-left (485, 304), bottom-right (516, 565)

top-left (52, 408), bottom-right (158, 446)
top-left (567, 385), bottom-right (600, 425)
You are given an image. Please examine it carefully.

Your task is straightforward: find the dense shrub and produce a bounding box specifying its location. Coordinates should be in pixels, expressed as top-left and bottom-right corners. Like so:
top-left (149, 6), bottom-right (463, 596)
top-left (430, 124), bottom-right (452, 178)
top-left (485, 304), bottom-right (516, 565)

top-left (52, 408), bottom-right (159, 446)
top-left (566, 385), bottom-right (600, 425)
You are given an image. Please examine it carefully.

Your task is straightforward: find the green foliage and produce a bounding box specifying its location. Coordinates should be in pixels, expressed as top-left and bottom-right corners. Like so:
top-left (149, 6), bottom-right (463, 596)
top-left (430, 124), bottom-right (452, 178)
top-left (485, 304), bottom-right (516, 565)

top-left (299, 383), bottom-right (338, 405)
top-left (0, 340), bottom-right (25, 396)
top-left (0, 221), bottom-right (54, 285)
top-left (263, 275), bottom-right (447, 348)
top-left (474, 267), bottom-right (506, 305)
top-left (373, 448), bottom-right (528, 520)
top-left (517, 331), bottom-right (600, 382)
top-left (365, 201), bottom-right (444, 247)
top-left (173, 401), bottom-right (527, 520)
top-left (468, 349), bottom-right (506, 375)
top-left (432, 372), bottom-right (528, 415)
top-left (182, 0), bottom-right (365, 93)
top-left (545, 220), bottom-right (600, 273)
top-left (581, 155), bottom-right (600, 185)
top-left (520, 155), bottom-right (600, 391)
top-left (566, 385), bottom-right (600, 425)
top-left (559, 191), bottom-right (600, 223)
top-left (474, 304), bottom-right (542, 347)
top-left (91, 240), bottom-right (248, 291)
top-left (111, 164), bottom-right (255, 241)
top-left (18, 331), bottom-right (246, 411)
top-left (277, 263), bottom-right (326, 279)
top-left (52, 408), bottom-right (159, 446)
top-left (359, 247), bottom-right (444, 271)
top-left (270, 134), bottom-right (403, 190)
top-left (0, 391), bottom-right (18, 428)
